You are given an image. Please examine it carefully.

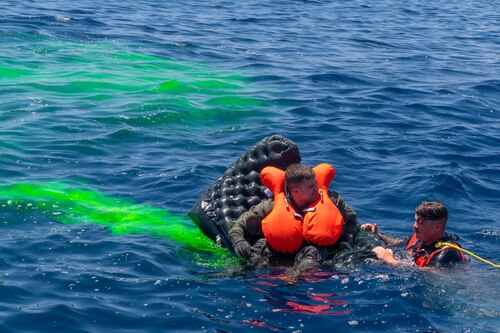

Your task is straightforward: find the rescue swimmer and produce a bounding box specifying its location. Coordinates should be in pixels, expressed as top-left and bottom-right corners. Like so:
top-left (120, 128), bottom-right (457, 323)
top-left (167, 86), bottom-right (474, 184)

top-left (361, 201), bottom-right (468, 267)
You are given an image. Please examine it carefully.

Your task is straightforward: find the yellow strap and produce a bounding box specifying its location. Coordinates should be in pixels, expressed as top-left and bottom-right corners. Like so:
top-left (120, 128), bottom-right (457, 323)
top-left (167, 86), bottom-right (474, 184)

top-left (435, 241), bottom-right (500, 268)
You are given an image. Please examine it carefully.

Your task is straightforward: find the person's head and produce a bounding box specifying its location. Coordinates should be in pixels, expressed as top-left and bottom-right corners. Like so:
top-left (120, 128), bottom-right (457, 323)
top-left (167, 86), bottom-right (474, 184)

top-left (285, 164), bottom-right (318, 207)
top-left (413, 201), bottom-right (448, 245)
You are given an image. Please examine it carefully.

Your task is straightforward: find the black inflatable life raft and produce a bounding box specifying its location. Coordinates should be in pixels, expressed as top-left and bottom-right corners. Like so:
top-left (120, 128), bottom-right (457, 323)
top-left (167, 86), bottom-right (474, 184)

top-left (188, 134), bottom-right (301, 250)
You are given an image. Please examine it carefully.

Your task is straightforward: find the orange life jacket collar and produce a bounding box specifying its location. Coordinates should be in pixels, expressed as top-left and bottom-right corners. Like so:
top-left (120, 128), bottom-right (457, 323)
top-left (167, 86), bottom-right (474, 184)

top-left (406, 233), bottom-right (467, 267)
top-left (260, 164), bottom-right (345, 254)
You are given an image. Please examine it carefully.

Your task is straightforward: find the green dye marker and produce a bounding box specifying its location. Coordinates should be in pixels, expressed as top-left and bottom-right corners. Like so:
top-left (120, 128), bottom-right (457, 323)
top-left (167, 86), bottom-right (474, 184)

top-left (1, 34), bottom-right (266, 124)
top-left (0, 182), bottom-right (237, 268)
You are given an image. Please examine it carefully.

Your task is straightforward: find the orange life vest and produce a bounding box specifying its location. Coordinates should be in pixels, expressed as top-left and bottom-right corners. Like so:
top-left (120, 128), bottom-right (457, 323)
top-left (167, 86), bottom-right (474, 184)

top-left (406, 233), bottom-right (467, 267)
top-left (260, 163), bottom-right (345, 254)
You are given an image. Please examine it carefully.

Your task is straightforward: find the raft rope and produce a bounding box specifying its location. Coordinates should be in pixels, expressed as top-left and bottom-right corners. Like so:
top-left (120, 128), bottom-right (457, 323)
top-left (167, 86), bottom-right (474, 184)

top-left (435, 241), bottom-right (499, 268)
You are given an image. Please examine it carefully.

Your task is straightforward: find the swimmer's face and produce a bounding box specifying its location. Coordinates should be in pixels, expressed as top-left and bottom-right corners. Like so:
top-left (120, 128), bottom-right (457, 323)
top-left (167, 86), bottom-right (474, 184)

top-left (290, 178), bottom-right (319, 206)
top-left (413, 214), bottom-right (442, 245)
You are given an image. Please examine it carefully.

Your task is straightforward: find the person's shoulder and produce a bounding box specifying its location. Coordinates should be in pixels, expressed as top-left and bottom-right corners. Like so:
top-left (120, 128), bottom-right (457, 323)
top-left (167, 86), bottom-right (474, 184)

top-left (443, 232), bottom-right (460, 242)
top-left (430, 246), bottom-right (464, 266)
top-left (327, 190), bottom-right (342, 203)
top-left (328, 190), bottom-right (340, 197)
top-left (248, 198), bottom-right (274, 213)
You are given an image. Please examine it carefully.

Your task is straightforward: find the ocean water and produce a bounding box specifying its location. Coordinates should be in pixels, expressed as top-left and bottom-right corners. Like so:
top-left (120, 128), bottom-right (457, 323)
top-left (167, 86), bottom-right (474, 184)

top-left (1, 0), bottom-right (499, 332)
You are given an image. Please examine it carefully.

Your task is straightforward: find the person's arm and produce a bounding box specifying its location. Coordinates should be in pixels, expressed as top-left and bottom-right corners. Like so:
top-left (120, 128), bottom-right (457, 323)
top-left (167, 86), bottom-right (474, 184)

top-left (329, 191), bottom-right (359, 243)
top-left (330, 193), bottom-right (400, 265)
top-left (372, 246), bottom-right (399, 265)
top-left (360, 223), bottom-right (404, 246)
top-left (228, 199), bottom-right (272, 259)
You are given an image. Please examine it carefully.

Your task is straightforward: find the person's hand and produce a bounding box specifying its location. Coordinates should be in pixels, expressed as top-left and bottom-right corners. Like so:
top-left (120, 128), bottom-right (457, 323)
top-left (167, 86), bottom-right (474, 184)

top-left (233, 240), bottom-right (252, 259)
top-left (372, 246), bottom-right (398, 266)
top-left (361, 223), bottom-right (379, 234)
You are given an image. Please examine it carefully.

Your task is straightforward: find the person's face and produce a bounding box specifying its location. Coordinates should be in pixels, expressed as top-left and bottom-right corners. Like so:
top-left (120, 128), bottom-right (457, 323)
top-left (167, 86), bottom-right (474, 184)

top-left (290, 178), bottom-right (319, 206)
top-left (413, 214), bottom-right (442, 244)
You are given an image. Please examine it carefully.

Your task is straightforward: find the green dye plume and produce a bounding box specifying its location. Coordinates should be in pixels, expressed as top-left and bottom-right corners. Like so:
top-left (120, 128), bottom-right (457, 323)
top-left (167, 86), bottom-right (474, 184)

top-left (0, 182), bottom-right (236, 268)
top-left (1, 34), bottom-right (267, 126)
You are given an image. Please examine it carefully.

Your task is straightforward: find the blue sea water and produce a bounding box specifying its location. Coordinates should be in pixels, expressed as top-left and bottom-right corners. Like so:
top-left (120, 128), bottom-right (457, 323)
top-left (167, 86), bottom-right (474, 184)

top-left (1, 0), bottom-right (499, 332)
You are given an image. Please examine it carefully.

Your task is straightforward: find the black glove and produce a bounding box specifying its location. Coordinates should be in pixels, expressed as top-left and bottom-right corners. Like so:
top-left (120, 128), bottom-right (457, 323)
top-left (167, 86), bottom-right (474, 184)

top-left (233, 240), bottom-right (252, 259)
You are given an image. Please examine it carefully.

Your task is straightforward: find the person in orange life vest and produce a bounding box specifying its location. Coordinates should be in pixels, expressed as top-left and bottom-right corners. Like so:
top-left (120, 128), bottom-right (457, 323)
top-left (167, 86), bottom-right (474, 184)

top-left (229, 163), bottom-right (388, 271)
top-left (362, 201), bottom-right (467, 267)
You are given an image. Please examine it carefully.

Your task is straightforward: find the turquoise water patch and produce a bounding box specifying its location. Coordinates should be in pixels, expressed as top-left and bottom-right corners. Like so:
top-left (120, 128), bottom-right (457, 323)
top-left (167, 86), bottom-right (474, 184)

top-left (1, 33), bottom-right (268, 128)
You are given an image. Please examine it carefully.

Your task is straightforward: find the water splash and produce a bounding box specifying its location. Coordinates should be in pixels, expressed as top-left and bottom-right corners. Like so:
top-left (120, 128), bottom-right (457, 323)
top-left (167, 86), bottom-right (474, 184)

top-left (0, 182), bottom-right (236, 268)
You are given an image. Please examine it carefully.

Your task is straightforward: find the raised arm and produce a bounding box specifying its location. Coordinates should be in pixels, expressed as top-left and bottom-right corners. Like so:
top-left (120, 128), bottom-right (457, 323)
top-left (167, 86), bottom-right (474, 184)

top-left (360, 223), bottom-right (403, 246)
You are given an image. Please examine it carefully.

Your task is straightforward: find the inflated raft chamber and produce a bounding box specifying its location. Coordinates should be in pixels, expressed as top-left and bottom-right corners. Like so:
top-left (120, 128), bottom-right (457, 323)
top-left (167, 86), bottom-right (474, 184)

top-left (188, 134), bottom-right (301, 250)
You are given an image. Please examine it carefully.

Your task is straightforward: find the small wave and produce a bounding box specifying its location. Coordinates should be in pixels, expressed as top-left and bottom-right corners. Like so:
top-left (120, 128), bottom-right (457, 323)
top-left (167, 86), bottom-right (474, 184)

top-left (205, 96), bottom-right (264, 107)
top-left (110, 111), bottom-right (183, 127)
top-left (0, 65), bottom-right (33, 78)
top-left (249, 74), bottom-right (288, 83)
top-left (237, 62), bottom-right (276, 69)
top-left (395, 54), bottom-right (437, 62)
top-left (54, 15), bottom-right (71, 23)
top-left (306, 72), bottom-right (369, 85)
top-left (229, 17), bottom-right (264, 24)
top-left (475, 229), bottom-right (500, 238)
top-left (12, 15), bottom-right (104, 27)
top-left (351, 38), bottom-right (396, 49)
top-left (472, 79), bottom-right (500, 93)
top-left (376, 86), bottom-right (431, 97)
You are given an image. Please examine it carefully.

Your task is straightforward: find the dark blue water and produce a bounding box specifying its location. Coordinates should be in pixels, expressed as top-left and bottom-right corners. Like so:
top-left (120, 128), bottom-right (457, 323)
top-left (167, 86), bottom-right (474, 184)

top-left (1, 0), bottom-right (499, 332)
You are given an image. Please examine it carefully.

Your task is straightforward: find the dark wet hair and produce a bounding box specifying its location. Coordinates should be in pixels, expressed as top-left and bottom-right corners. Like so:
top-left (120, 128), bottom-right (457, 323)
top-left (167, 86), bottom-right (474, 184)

top-left (285, 163), bottom-right (315, 187)
top-left (415, 201), bottom-right (448, 224)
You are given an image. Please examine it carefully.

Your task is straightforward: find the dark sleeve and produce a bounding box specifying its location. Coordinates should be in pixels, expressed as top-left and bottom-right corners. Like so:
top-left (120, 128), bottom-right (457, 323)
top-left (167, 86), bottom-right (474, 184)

top-left (228, 199), bottom-right (273, 246)
top-left (428, 248), bottom-right (464, 266)
top-left (329, 191), bottom-right (360, 244)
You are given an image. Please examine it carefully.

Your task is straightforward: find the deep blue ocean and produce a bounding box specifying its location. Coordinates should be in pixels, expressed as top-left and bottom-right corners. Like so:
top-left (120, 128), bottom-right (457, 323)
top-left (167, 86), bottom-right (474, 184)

top-left (1, 0), bottom-right (499, 332)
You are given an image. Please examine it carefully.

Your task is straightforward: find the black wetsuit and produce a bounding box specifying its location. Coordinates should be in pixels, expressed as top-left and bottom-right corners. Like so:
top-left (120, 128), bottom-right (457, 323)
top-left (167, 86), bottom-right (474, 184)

top-left (406, 232), bottom-right (466, 267)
